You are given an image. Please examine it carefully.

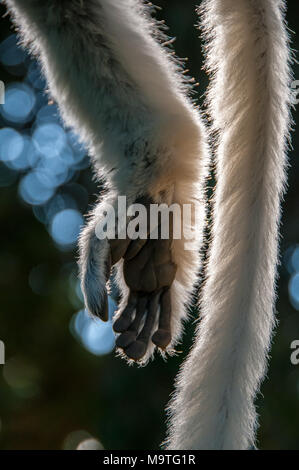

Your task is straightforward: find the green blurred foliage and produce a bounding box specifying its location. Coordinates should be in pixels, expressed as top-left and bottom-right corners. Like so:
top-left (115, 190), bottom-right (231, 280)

top-left (0, 0), bottom-right (298, 450)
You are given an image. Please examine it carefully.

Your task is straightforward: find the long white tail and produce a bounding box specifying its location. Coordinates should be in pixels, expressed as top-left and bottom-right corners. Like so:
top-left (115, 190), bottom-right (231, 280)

top-left (166, 0), bottom-right (292, 450)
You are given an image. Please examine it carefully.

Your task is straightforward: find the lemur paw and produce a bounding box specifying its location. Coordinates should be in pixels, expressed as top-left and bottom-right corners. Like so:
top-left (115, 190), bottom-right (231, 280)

top-left (79, 196), bottom-right (177, 362)
top-left (114, 237), bottom-right (176, 361)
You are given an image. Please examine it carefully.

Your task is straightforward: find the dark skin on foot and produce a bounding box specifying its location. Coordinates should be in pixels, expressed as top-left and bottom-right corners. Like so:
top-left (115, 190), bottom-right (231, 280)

top-left (97, 196), bottom-right (177, 362)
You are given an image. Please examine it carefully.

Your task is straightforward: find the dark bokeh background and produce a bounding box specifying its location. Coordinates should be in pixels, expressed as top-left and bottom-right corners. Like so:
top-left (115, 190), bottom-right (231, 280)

top-left (0, 1), bottom-right (298, 450)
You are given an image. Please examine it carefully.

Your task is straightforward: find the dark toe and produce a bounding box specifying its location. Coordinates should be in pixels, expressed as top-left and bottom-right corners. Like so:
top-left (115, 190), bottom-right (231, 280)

top-left (152, 329), bottom-right (171, 349)
top-left (124, 340), bottom-right (147, 361)
top-left (113, 316), bottom-right (132, 333)
top-left (116, 331), bottom-right (136, 348)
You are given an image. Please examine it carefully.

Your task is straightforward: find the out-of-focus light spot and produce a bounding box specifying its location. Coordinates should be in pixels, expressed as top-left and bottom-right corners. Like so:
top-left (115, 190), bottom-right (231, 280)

top-left (67, 131), bottom-right (87, 163)
top-left (33, 192), bottom-right (77, 225)
top-left (70, 301), bottom-right (116, 356)
top-left (0, 128), bottom-right (24, 164)
top-left (1, 83), bottom-right (36, 124)
top-left (290, 246), bottom-right (299, 273)
top-left (19, 170), bottom-right (55, 206)
top-left (68, 271), bottom-right (84, 309)
top-left (25, 138), bottom-right (41, 168)
top-left (3, 357), bottom-right (41, 398)
top-left (285, 245), bottom-right (299, 275)
top-left (63, 430), bottom-right (92, 451)
top-left (81, 317), bottom-right (115, 356)
top-left (63, 183), bottom-right (89, 213)
top-left (0, 163), bottom-right (18, 187)
top-left (36, 104), bottom-right (60, 125)
top-left (33, 122), bottom-right (66, 158)
top-left (36, 155), bottom-right (70, 188)
top-left (29, 265), bottom-right (50, 296)
top-left (6, 135), bottom-right (39, 171)
top-left (0, 34), bottom-right (25, 67)
top-left (61, 144), bottom-right (77, 166)
top-left (34, 90), bottom-right (49, 109)
top-left (50, 208), bottom-right (83, 247)
top-left (60, 262), bottom-right (78, 279)
top-left (289, 272), bottom-right (299, 311)
top-left (73, 155), bottom-right (90, 170)
top-left (26, 61), bottom-right (46, 90)
top-left (77, 438), bottom-right (104, 450)
top-left (51, 192), bottom-right (78, 214)
top-left (36, 166), bottom-right (57, 188)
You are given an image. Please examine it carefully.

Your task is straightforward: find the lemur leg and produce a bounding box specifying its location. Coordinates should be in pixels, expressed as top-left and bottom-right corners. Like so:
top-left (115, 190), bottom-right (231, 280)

top-left (6, 0), bottom-right (208, 366)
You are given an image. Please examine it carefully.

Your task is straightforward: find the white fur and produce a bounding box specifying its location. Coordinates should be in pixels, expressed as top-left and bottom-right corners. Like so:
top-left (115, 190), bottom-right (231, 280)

top-left (6, 0), bottom-right (290, 447)
top-left (5, 0), bottom-right (210, 362)
top-left (165, 0), bottom-right (292, 449)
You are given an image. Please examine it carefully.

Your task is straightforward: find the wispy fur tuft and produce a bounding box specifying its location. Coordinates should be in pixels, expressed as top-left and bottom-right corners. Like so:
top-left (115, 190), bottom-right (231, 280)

top-left (165, 0), bottom-right (292, 449)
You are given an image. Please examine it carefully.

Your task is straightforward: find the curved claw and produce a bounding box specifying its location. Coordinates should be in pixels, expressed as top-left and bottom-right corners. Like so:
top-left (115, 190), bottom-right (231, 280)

top-left (96, 292), bottom-right (109, 322)
top-left (84, 289), bottom-right (109, 322)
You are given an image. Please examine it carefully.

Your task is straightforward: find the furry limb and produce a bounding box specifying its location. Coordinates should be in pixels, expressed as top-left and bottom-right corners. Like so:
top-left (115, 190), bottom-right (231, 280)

top-left (165, 0), bottom-right (292, 449)
top-left (5, 0), bottom-right (209, 362)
